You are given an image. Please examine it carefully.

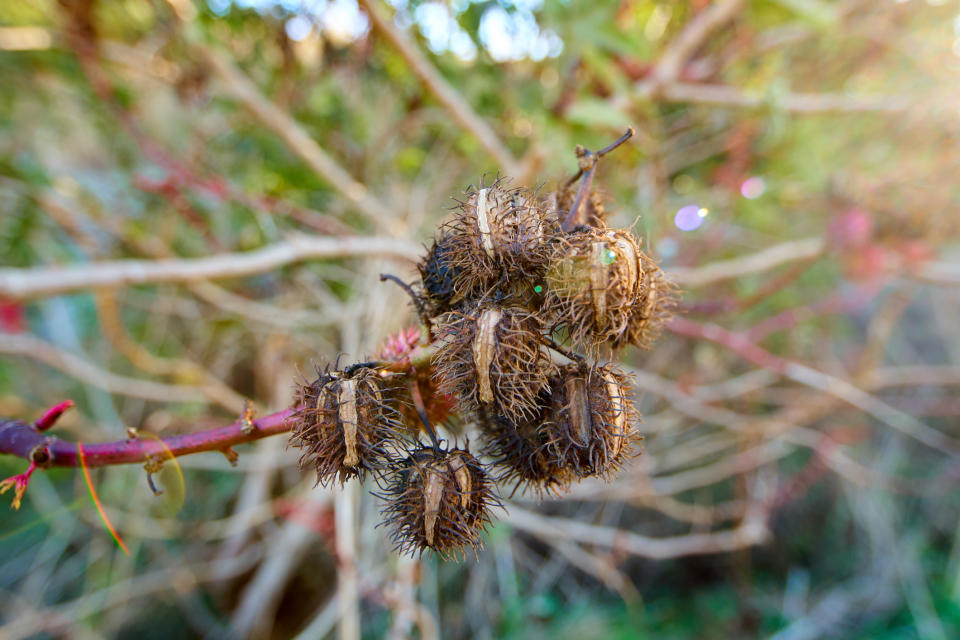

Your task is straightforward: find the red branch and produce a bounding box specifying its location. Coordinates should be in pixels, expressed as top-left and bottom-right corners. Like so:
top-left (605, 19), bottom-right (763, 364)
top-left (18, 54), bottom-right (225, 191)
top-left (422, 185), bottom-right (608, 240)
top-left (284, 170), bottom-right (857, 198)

top-left (0, 408), bottom-right (295, 469)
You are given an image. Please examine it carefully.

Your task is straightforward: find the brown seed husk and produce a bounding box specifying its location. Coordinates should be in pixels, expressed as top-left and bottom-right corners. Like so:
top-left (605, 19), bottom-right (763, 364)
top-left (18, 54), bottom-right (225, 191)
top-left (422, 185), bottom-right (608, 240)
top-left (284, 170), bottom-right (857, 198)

top-left (544, 228), bottom-right (646, 350)
top-left (612, 253), bottom-right (678, 350)
top-left (433, 305), bottom-right (554, 425)
top-left (441, 179), bottom-right (556, 302)
top-left (379, 446), bottom-right (499, 560)
top-left (478, 403), bottom-right (574, 498)
top-left (417, 233), bottom-right (463, 316)
top-left (289, 366), bottom-right (404, 486)
top-left (543, 182), bottom-right (608, 228)
top-left (542, 363), bottom-right (640, 479)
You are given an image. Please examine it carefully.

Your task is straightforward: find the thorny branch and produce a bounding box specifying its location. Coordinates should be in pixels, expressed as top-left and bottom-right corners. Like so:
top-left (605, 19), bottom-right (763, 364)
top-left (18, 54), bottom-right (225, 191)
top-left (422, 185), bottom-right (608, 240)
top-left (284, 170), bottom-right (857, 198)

top-left (0, 407), bottom-right (294, 469)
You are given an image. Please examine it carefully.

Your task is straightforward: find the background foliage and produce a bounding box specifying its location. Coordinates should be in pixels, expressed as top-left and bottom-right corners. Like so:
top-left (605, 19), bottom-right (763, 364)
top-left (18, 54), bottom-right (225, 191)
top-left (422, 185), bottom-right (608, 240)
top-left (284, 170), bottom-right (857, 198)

top-left (2, 0), bottom-right (960, 638)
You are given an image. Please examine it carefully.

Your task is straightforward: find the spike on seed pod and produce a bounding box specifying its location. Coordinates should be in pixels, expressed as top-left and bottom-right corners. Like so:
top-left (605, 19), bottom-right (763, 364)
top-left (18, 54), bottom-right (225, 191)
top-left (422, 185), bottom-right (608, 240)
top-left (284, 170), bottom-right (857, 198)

top-left (433, 305), bottom-right (554, 425)
top-left (478, 404), bottom-right (574, 498)
top-left (542, 363), bottom-right (640, 479)
top-left (441, 179), bottom-right (557, 301)
top-left (379, 445), bottom-right (499, 560)
top-left (612, 252), bottom-right (677, 351)
top-left (289, 365), bottom-right (405, 486)
top-left (544, 228), bottom-right (646, 350)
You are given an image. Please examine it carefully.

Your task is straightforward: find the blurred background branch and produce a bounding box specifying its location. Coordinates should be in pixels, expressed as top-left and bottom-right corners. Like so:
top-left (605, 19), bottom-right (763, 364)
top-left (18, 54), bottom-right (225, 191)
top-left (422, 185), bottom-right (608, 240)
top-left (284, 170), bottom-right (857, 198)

top-left (1, 0), bottom-right (959, 638)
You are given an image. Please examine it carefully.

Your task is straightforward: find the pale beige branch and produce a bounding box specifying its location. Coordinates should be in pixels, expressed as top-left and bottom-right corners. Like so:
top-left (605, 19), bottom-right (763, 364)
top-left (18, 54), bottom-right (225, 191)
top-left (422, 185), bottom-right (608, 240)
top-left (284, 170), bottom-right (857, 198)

top-left (651, 0), bottom-right (745, 85)
top-left (505, 504), bottom-right (768, 560)
top-left (669, 237), bottom-right (825, 287)
top-left (0, 235), bottom-right (420, 300)
top-left (358, 0), bottom-right (522, 178)
top-left (636, 81), bottom-right (913, 114)
top-left (0, 333), bottom-right (210, 405)
top-left (911, 259), bottom-right (960, 285)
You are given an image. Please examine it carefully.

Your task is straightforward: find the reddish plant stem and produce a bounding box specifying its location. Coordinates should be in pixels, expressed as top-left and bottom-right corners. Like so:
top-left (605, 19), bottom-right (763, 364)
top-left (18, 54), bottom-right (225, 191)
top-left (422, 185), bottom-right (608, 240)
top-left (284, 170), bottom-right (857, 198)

top-left (0, 408), bottom-right (295, 469)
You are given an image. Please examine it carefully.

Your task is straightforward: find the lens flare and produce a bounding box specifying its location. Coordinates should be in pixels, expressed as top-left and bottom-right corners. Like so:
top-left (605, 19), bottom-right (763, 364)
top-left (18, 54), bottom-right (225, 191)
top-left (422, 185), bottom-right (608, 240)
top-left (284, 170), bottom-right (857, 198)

top-left (675, 205), bottom-right (705, 231)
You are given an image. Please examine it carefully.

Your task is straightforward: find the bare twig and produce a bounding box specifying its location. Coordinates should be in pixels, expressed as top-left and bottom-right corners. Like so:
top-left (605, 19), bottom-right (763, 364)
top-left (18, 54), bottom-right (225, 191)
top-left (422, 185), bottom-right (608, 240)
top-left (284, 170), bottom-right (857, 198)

top-left (668, 317), bottom-right (960, 456)
top-left (0, 408), bottom-right (294, 468)
top-left (669, 238), bottom-right (826, 287)
top-left (358, 0), bottom-right (522, 178)
top-left (505, 503), bottom-right (768, 560)
top-left (649, 0), bottom-right (745, 87)
top-left (0, 333), bottom-right (210, 405)
top-left (0, 235), bottom-right (420, 300)
top-left (636, 81), bottom-right (914, 114)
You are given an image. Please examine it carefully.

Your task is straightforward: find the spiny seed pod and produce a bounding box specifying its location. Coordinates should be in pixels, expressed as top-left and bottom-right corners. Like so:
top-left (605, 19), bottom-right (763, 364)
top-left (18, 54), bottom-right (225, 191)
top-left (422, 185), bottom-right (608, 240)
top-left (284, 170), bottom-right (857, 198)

top-left (441, 180), bottom-right (556, 301)
top-left (380, 446), bottom-right (498, 560)
top-left (478, 404), bottom-right (573, 498)
top-left (613, 253), bottom-right (677, 350)
top-left (433, 305), bottom-right (553, 424)
top-left (417, 234), bottom-right (463, 315)
top-left (544, 228), bottom-right (647, 349)
top-left (544, 182), bottom-right (608, 228)
top-left (290, 365), bottom-right (405, 486)
top-left (542, 363), bottom-right (639, 479)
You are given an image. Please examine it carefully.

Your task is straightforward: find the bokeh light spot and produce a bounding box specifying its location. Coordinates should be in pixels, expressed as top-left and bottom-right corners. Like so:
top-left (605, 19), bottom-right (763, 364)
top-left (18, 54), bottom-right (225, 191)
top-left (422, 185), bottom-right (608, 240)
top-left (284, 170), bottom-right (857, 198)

top-left (675, 205), bottom-right (705, 231)
top-left (740, 177), bottom-right (766, 199)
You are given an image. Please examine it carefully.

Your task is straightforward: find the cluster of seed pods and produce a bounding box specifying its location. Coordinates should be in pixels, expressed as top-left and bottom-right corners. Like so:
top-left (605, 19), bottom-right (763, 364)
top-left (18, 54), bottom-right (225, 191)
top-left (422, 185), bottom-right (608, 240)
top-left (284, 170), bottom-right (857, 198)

top-left (290, 137), bottom-right (675, 559)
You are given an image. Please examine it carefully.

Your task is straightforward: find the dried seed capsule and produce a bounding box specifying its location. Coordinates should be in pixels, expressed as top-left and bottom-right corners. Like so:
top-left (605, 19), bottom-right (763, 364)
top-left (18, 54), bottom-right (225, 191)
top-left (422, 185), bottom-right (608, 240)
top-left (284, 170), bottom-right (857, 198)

top-left (379, 446), bottom-right (499, 560)
top-left (441, 180), bottom-right (556, 301)
top-left (543, 182), bottom-right (608, 228)
top-left (478, 404), bottom-right (574, 498)
top-left (433, 305), bottom-right (553, 425)
top-left (544, 228), bottom-right (646, 350)
top-left (612, 252), bottom-right (677, 350)
top-left (289, 365), bottom-right (404, 486)
top-left (542, 363), bottom-right (639, 479)
top-left (417, 234), bottom-right (464, 315)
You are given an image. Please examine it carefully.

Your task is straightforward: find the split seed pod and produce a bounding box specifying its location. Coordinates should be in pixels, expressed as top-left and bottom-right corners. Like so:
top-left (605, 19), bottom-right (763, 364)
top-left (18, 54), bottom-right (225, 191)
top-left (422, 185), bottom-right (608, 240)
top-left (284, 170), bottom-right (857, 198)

top-left (380, 446), bottom-right (498, 560)
top-left (478, 404), bottom-right (573, 497)
top-left (433, 305), bottom-right (553, 424)
top-left (441, 180), bottom-right (556, 301)
top-left (544, 181), bottom-right (608, 228)
top-left (290, 365), bottom-right (404, 486)
top-left (613, 252), bottom-right (677, 350)
top-left (544, 228), bottom-right (646, 350)
top-left (542, 363), bottom-right (639, 479)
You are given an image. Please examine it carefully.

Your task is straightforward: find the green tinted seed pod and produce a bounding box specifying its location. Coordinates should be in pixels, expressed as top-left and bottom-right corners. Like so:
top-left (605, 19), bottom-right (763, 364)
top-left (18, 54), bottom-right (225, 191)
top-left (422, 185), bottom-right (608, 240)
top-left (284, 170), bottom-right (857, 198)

top-left (613, 252), bottom-right (677, 350)
top-left (478, 404), bottom-right (573, 497)
top-left (441, 180), bottom-right (556, 300)
top-left (542, 363), bottom-right (639, 479)
top-left (290, 365), bottom-right (404, 486)
top-left (433, 305), bottom-right (553, 425)
top-left (544, 228), bottom-right (646, 350)
top-left (380, 446), bottom-right (498, 560)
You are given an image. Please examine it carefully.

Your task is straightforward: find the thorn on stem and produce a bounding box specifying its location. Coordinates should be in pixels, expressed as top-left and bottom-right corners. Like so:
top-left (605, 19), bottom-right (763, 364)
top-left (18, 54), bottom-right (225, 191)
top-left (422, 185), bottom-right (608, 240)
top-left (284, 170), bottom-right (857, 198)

top-left (34, 400), bottom-right (75, 432)
top-left (241, 400), bottom-right (257, 436)
top-left (144, 454), bottom-right (164, 496)
top-left (221, 446), bottom-right (240, 467)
